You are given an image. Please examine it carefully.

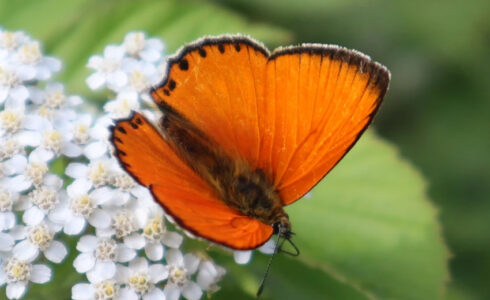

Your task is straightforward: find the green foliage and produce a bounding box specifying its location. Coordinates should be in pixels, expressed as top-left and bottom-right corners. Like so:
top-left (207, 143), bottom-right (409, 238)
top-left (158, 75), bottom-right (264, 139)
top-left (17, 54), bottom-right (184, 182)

top-left (0, 0), bottom-right (453, 299)
top-left (214, 0), bottom-right (490, 298)
top-left (208, 132), bottom-right (448, 300)
top-left (0, 0), bottom-right (290, 97)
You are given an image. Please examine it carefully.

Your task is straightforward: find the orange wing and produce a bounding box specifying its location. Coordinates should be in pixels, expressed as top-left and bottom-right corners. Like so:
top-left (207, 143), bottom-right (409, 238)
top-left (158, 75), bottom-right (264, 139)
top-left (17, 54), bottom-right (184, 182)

top-left (110, 112), bottom-right (273, 250)
top-left (151, 35), bottom-right (390, 206)
top-left (261, 46), bottom-right (390, 204)
top-left (151, 36), bottom-right (269, 170)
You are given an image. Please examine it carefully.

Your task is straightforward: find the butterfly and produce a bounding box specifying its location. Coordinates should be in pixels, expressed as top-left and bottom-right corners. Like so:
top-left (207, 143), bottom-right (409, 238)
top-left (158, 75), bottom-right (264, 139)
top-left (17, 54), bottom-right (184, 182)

top-left (110, 34), bottom-right (390, 252)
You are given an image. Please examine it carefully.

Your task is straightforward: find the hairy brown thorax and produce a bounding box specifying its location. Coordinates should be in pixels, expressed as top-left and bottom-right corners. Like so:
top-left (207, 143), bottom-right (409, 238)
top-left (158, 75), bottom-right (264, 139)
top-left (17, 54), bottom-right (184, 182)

top-left (158, 101), bottom-right (290, 231)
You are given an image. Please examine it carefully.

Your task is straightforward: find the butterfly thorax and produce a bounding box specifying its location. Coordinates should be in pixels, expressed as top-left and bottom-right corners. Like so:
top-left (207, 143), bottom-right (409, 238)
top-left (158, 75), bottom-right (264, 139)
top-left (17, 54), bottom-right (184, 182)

top-left (159, 102), bottom-right (290, 230)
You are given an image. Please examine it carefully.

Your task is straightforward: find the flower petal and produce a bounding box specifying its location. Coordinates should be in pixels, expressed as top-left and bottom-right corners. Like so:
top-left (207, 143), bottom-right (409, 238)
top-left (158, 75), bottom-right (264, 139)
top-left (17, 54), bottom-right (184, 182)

top-left (115, 265), bottom-right (131, 283)
top-left (88, 261), bottom-right (116, 283)
top-left (72, 283), bottom-right (95, 300)
top-left (233, 250), bottom-right (252, 265)
top-left (163, 232), bottom-right (183, 249)
top-left (148, 264), bottom-right (168, 283)
top-left (44, 240), bottom-right (67, 263)
top-left (22, 206), bottom-right (45, 226)
top-left (8, 175), bottom-right (32, 192)
top-left (73, 252), bottom-right (95, 273)
top-left (116, 245), bottom-right (136, 263)
top-left (0, 212), bottom-right (16, 231)
top-left (124, 233), bottom-right (146, 250)
top-left (184, 254), bottom-right (200, 275)
top-left (67, 178), bottom-right (92, 198)
top-left (119, 287), bottom-right (138, 300)
top-left (128, 257), bottom-right (148, 273)
top-left (166, 248), bottom-right (184, 266)
top-left (143, 288), bottom-right (166, 300)
top-left (77, 235), bottom-right (98, 252)
top-left (86, 72), bottom-right (106, 90)
top-left (2, 154), bottom-right (27, 175)
top-left (145, 242), bottom-right (164, 261)
top-left (64, 215), bottom-right (86, 235)
top-left (62, 142), bottom-right (82, 157)
top-left (163, 284), bottom-right (181, 300)
top-left (6, 282), bottom-right (27, 299)
top-left (88, 209), bottom-right (111, 229)
top-left (13, 240), bottom-right (39, 262)
top-left (65, 163), bottom-right (88, 179)
top-left (182, 281), bottom-right (203, 300)
top-left (83, 141), bottom-right (107, 160)
top-left (0, 232), bottom-right (14, 251)
top-left (30, 264), bottom-right (52, 283)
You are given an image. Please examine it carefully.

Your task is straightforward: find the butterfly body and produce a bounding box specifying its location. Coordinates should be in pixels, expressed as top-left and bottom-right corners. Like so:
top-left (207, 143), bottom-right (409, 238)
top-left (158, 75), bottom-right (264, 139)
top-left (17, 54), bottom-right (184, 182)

top-left (111, 35), bottom-right (390, 250)
top-left (158, 101), bottom-right (290, 233)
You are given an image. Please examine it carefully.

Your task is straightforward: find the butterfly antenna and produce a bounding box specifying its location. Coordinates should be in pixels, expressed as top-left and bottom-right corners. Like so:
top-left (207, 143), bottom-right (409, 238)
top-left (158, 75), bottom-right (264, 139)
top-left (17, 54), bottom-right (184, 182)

top-left (256, 234), bottom-right (285, 297)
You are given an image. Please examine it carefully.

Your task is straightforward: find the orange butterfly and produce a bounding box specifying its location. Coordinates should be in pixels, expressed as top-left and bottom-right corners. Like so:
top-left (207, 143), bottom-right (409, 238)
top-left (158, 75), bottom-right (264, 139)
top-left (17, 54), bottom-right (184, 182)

top-left (110, 35), bottom-right (390, 251)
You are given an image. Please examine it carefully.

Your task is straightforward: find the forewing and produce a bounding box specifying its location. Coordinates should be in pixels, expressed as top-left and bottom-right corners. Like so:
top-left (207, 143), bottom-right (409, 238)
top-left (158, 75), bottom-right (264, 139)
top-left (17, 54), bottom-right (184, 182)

top-left (151, 35), bottom-right (269, 169)
top-left (259, 46), bottom-right (390, 205)
top-left (110, 112), bottom-right (273, 249)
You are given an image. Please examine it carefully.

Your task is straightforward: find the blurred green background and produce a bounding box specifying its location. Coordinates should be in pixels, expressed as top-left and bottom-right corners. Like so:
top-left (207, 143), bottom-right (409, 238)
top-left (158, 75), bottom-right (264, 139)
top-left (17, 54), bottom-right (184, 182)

top-left (1, 0), bottom-right (489, 299)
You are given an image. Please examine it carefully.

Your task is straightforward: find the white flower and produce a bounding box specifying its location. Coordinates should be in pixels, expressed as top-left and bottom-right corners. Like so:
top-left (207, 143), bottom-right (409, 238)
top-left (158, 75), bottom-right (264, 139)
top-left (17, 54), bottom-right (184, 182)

top-left (164, 249), bottom-right (202, 300)
top-left (3, 149), bottom-right (52, 193)
top-left (0, 61), bottom-right (32, 105)
top-left (52, 178), bottom-right (114, 235)
top-left (23, 174), bottom-right (65, 221)
top-left (82, 117), bottom-right (114, 160)
top-left (73, 235), bottom-right (135, 283)
top-left (104, 90), bottom-right (140, 118)
top-left (0, 257), bottom-right (51, 299)
top-left (0, 104), bottom-right (25, 135)
top-left (116, 257), bottom-right (168, 299)
top-left (0, 137), bottom-right (23, 161)
top-left (0, 232), bottom-right (15, 251)
top-left (232, 239), bottom-right (276, 265)
top-left (122, 59), bottom-right (160, 93)
top-left (13, 41), bottom-right (61, 80)
top-left (233, 251), bottom-right (252, 265)
top-left (72, 279), bottom-right (121, 300)
top-left (29, 82), bottom-right (82, 108)
top-left (0, 30), bottom-right (30, 51)
top-left (86, 45), bottom-right (127, 91)
top-left (16, 114), bottom-right (81, 158)
top-left (132, 208), bottom-right (183, 261)
top-left (12, 222), bottom-right (67, 263)
top-left (123, 31), bottom-right (164, 62)
top-left (196, 260), bottom-right (226, 292)
top-left (0, 187), bottom-right (18, 230)
top-left (71, 113), bottom-right (92, 145)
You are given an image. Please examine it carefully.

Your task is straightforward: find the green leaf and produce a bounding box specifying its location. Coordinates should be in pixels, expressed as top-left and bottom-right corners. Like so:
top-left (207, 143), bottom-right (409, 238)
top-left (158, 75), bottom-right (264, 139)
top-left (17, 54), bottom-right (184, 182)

top-left (284, 131), bottom-right (449, 299)
top-left (212, 251), bottom-right (371, 300)
top-left (0, 0), bottom-right (291, 97)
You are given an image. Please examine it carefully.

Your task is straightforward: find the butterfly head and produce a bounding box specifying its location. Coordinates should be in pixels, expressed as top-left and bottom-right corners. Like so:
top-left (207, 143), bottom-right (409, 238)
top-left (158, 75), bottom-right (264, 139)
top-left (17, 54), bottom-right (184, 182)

top-left (273, 216), bottom-right (291, 239)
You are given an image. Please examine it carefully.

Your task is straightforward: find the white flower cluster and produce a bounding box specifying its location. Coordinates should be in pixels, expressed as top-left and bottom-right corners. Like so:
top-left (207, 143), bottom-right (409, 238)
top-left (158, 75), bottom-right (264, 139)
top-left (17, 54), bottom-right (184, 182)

top-left (0, 29), bottom-right (227, 300)
top-left (0, 28), bottom-right (73, 299)
top-left (68, 32), bottom-right (226, 300)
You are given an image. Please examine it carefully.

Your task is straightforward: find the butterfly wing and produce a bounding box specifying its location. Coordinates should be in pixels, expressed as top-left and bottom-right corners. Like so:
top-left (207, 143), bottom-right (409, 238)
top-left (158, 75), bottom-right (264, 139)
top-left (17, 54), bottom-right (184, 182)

top-left (261, 46), bottom-right (390, 205)
top-left (111, 112), bottom-right (273, 249)
top-left (151, 35), bottom-right (390, 207)
top-left (151, 36), bottom-right (269, 169)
